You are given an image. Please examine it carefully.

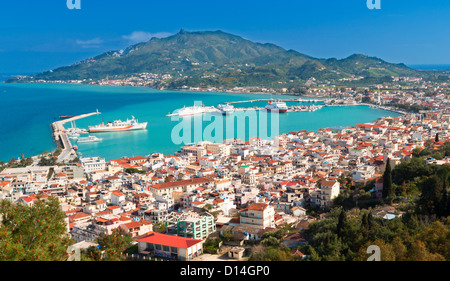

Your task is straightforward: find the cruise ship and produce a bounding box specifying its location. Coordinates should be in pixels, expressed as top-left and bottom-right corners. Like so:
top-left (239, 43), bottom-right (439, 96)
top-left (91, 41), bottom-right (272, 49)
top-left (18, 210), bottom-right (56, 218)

top-left (176, 106), bottom-right (205, 116)
top-left (77, 135), bottom-right (103, 143)
top-left (88, 116), bottom-right (147, 132)
top-left (265, 100), bottom-right (288, 113)
top-left (217, 103), bottom-right (234, 115)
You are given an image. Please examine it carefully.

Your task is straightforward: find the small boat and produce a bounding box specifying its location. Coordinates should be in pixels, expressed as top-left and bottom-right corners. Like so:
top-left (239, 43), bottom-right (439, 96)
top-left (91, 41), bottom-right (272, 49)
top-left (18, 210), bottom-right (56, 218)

top-left (68, 132), bottom-right (80, 139)
top-left (77, 135), bottom-right (103, 143)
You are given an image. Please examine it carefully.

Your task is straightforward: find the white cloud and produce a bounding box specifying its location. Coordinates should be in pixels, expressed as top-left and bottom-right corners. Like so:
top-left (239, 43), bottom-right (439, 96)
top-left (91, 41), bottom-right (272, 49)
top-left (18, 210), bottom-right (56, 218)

top-left (122, 31), bottom-right (172, 44)
top-left (75, 38), bottom-right (104, 48)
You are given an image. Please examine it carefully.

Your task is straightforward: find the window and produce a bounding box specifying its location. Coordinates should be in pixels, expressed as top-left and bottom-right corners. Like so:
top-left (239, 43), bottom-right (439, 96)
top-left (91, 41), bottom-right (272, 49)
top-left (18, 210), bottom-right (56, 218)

top-left (155, 244), bottom-right (161, 250)
top-left (163, 246), bottom-right (170, 252)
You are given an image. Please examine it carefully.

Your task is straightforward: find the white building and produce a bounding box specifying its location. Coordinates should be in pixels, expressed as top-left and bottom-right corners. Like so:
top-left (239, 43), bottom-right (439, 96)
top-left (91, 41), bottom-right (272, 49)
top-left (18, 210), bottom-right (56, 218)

top-left (80, 157), bottom-right (106, 174)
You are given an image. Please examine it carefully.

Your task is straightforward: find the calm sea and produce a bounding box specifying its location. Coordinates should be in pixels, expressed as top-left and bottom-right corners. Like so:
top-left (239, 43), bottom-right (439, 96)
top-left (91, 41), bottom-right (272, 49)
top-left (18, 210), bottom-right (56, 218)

top-left (0, 83), bottom-right (401, 162)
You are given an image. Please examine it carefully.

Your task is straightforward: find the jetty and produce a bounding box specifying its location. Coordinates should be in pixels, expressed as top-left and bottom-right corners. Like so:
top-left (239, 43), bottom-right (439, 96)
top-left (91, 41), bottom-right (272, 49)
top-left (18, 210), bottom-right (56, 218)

top-left (51, 110), bottom-right (101, 162)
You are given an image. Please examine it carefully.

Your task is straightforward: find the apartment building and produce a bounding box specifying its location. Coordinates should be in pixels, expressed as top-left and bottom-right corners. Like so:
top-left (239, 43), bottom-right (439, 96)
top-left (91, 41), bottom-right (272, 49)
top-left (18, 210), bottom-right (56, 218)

top-left (239, 203), bottom-right (275, 229)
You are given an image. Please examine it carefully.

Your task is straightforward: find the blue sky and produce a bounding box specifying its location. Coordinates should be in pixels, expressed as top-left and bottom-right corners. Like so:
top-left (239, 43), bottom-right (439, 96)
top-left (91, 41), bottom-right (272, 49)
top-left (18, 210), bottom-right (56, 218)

top-left (1, 0), bottom-right (450, 73)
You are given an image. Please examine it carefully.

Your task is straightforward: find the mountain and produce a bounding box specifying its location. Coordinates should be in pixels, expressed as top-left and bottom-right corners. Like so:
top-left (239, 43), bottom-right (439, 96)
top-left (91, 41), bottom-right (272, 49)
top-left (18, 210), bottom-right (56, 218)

top-left (7, 29), bottom-right (422, 87)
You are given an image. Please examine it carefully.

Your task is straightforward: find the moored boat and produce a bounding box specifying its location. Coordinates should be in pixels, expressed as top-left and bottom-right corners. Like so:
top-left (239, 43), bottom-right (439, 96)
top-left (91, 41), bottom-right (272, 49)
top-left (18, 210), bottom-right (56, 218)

top-left (77, 135), bottom-right (103, 143)
top-left (88, 116), bottom-right (147, 133)
top-left (217, 103), bottom-right (234, 115)
top-left (265, 100), bottom-right (288, 113)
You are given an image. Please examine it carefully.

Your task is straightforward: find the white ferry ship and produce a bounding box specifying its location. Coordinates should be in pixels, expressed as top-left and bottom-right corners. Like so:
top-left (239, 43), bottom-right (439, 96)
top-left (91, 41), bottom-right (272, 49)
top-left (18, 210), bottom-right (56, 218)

top-left (88, 116), bottom-right (147, 133)
top-left (265, 100), bottom-right (288, 113)
top-left (217, 103), bottom-right (234, 115)
top-left (171, 105), bottom-right (217, 116)
top-left (77, 135), bottom-right (103, 143)
top-left (177, 106), bottom-right (205, 116)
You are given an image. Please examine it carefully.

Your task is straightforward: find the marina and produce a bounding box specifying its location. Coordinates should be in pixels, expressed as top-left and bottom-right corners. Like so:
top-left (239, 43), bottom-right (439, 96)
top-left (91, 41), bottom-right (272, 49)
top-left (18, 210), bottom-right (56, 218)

top-left (50, 110), bottom-right (101, 162)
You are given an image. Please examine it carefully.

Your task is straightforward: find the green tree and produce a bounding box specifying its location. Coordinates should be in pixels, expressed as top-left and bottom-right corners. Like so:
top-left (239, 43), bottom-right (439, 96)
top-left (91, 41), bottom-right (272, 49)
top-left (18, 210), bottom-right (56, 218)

top-left (153, 222), bottom-right (167, 233)
top-left (249, 244), bottom-right (293, 261)
top-left (125, 168), bottom-right (145, 174)
top-left (0, 198), bottom-right (72, 261)
top-left (337, 174), bottom-right (346, 188)
top-left (418, 221), bottom-right (450, 260)
top-left (419, 175), bottom-right (444, 216)
top-left (261, 236), bottom-right (280, 247)
top-left (53, 148), bottom-right (62, 157)
top-left (203, 237), bottom-right (222, 254)
top-left (382, 158), bottom-right (394, 199)
top-left (317, 178), bottom-right (323, 188)
top-left (82, 245), bottom-right (103, 261)
top-left (96, 228), bottom-right (133, 261)
top-left (336, 208), bottom-right (347, 238)
top-left (412, 148), bottom-right (422, 158)
top-left (391, 236), bottom-right (407, 261)
top-left (38, 156), bottom-right (56, 166)
top-left (7, 158), bottom-right (16, 166)
top-left (407, 240), bottom-right (445, 261)
top-left (222, 230), bottom-right (234, 242)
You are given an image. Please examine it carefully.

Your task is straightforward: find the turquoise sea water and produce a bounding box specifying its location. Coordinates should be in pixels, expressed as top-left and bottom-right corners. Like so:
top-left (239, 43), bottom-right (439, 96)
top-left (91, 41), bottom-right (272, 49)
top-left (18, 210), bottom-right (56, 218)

top-left (0, 83), bottom-right (401, 161)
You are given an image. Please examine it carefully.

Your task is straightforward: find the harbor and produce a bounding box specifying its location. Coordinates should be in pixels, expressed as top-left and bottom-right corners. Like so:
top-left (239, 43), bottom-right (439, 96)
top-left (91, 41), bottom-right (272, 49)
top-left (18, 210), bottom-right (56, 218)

top-left (165, 99), bottom-right (324, 117)
top-left (223, 98), bottom-right (322, 105)
top-left (0, 83), bottom-right (405, 162)
top-left (51, 110), bottom-right (101, 162)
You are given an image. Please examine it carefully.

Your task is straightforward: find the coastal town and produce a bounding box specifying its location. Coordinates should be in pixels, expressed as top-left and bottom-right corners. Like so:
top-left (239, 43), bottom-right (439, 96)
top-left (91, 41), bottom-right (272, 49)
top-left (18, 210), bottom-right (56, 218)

top-left (1, 81), bottom-right (449, 261)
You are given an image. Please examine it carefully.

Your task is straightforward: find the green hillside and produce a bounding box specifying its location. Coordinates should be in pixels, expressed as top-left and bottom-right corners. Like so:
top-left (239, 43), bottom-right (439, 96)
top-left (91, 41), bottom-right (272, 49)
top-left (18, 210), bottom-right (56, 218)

top-left (6, 29), bottom-right (423, 87)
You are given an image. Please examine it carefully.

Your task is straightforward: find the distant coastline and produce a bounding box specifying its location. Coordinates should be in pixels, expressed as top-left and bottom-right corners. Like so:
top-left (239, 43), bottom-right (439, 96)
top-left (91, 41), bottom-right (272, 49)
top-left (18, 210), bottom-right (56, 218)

top-left (409, 64), bottom-right (450, 71)
top-left (2, 80), bottom-right (308, 97)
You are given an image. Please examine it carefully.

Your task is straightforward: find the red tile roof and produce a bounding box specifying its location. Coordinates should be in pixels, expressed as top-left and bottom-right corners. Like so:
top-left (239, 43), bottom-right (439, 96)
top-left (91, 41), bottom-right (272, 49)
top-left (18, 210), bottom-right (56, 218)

top-left (248, 203), bottom-right (269, 211)
top-left (129, 156), bottom-right (147, 161)
top-left (136, 232), bottom-right (203, 249)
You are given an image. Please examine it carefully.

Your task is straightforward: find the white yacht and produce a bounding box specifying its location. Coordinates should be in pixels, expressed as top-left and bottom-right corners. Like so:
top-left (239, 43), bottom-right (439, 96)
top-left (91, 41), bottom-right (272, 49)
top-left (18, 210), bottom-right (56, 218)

top-left (77, 135), bottom-right (103, 143)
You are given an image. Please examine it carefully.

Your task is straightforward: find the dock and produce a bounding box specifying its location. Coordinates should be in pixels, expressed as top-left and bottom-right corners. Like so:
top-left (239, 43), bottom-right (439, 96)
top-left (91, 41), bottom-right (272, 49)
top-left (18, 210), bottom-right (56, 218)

top-left (224, 98), bottom-right (322, 105)
top-left (166, 99), bottom-right (324, 117)
top-left (51, 110), bottom-right (101, 162)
